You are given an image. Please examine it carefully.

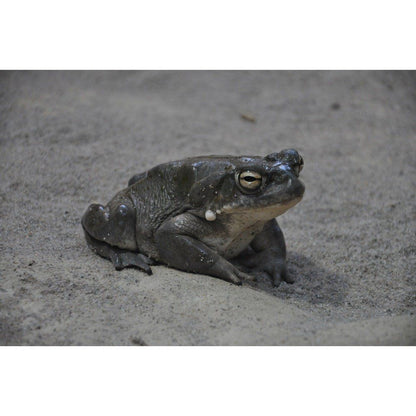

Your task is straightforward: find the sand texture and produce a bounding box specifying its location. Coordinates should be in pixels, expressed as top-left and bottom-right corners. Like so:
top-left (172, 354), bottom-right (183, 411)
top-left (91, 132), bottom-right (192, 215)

top-left (1, 71), bottom-right (415, 345)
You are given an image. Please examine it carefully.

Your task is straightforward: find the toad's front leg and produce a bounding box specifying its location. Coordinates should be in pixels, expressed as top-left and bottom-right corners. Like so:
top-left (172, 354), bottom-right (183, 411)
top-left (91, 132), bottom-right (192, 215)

top-left (233, 219), bottom-right (293, 287)
top-left (154, 213), bottom-right (254, 285)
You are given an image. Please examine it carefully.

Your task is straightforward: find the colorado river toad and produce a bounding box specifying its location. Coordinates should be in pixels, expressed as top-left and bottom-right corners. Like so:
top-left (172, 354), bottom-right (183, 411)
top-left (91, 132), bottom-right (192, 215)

top-left (81, 149), bottom-right (304, 286)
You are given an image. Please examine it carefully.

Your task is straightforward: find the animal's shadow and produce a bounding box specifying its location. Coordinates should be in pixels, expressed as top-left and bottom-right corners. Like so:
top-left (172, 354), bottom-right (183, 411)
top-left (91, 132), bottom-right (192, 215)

top-left (246, 251), bottom-right (349, 307)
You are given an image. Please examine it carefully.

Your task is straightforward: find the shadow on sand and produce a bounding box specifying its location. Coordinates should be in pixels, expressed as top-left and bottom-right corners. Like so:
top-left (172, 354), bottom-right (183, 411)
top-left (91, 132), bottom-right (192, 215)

top-left (247, 251), bottom-right (349, 307)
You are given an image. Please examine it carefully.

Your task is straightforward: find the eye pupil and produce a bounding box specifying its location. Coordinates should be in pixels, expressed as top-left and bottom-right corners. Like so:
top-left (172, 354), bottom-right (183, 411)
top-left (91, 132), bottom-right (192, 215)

top-left (237, 170), bottom-right (263, 192)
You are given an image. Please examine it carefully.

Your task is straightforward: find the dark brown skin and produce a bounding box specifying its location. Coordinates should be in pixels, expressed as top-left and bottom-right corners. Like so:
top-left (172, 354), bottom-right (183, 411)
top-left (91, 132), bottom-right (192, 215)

top-left (81, 149), bottom-right (305, 286)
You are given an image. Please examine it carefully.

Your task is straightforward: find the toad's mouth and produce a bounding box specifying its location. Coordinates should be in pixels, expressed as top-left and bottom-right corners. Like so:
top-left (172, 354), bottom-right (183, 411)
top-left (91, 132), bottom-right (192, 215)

top-left (219, 194), bottom-right (303, 219)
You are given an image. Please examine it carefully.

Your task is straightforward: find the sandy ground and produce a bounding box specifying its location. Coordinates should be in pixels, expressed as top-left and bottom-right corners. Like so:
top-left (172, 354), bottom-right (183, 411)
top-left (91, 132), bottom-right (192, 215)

top-left (0, 70), bottom-right (415, 345)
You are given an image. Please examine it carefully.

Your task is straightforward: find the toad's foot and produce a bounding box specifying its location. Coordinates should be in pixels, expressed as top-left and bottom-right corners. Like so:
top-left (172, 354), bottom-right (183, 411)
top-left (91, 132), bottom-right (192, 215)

top-left (110, 251), bottom-right (154, 275)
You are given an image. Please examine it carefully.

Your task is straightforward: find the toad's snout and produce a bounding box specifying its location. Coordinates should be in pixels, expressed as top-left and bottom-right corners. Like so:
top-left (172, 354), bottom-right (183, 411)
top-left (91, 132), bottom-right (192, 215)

top-left (271, 160), bottom-right (305, 200)
top-left (286, 174), bottom-right (305, 199)
top-left (266, 149), bottom-right (304, 177)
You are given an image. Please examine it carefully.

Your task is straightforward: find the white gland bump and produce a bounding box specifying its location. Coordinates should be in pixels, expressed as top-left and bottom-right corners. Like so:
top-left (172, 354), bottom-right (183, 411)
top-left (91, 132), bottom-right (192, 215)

top-left (205, 209), bottom-right (217, 221)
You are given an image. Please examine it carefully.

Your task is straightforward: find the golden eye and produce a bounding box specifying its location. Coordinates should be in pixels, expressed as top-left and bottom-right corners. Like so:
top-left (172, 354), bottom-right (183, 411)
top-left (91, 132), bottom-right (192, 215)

top-left (238, 170), bottom-right (262, 190)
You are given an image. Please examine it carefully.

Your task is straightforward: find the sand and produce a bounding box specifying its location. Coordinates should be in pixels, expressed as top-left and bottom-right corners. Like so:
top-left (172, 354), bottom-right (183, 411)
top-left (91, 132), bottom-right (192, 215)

top-left (0, 70), bottom-right (415, 345)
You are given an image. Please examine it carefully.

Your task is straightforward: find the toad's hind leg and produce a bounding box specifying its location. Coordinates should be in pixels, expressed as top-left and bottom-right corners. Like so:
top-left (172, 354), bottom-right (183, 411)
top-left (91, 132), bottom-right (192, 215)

top-left (81, 196), bottom-right (154, 274)
top-left (83, 230), bottom-right (154, 274)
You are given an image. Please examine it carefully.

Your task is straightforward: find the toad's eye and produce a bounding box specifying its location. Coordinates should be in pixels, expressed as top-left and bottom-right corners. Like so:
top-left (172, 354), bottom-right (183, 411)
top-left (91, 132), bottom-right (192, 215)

top-left (238, 170), bottom-right (263, 191)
